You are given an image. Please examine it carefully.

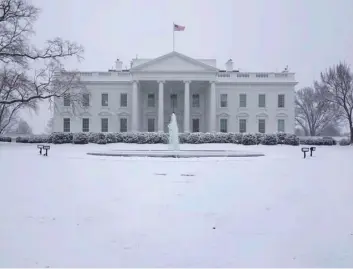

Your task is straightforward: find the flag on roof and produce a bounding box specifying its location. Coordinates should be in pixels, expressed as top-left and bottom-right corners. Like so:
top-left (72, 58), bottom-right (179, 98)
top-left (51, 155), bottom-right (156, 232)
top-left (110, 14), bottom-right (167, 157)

top-left (174, 23), bottom-right (185, 31)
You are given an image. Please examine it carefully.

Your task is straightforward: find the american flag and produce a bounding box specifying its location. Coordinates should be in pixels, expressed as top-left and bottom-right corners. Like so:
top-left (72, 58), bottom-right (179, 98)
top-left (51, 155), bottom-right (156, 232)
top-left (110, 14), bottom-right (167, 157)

top-left (174, 23), bottom-right (185, 31)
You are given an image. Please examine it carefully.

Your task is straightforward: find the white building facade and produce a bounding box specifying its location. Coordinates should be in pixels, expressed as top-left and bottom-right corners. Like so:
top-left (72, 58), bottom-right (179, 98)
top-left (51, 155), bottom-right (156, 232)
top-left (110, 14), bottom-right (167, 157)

top-left (53, 51), bottom-right (297, 134)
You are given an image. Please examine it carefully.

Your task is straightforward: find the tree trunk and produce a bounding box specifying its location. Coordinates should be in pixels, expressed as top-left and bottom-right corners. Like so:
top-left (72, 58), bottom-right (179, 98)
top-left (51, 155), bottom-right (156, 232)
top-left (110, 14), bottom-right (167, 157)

top-left (349, 118), bottom-right (353, 144)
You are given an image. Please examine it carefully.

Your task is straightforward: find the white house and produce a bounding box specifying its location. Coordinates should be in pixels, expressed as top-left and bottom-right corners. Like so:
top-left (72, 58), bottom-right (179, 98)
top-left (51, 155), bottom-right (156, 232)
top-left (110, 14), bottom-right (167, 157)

top-left (53, 51), bottom-right (297, 134)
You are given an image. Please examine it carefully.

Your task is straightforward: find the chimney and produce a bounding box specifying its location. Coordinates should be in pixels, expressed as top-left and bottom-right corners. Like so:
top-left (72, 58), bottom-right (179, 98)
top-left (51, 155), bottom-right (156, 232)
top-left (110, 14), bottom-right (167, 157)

top-left (226, 59), bottom-right (233, 72)
top-left (115, 58), bottom-right (123, 71)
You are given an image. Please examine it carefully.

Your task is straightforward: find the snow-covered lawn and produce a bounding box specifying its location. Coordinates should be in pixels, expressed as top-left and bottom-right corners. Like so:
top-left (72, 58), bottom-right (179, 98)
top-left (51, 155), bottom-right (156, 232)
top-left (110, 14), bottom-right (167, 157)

top-left (0, 143), bottom-right (352, 267)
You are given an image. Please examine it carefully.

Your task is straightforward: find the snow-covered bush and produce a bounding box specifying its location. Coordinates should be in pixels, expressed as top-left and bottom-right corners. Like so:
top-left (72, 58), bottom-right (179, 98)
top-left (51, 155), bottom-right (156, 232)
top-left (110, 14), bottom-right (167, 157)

top-left (40, 131), bottom-right (301, 146)
top-left (73, 133), bottom-right (89, 144)
top-left (276, 132), bottom-right (287, 145)
top-left (261, 134), bottom-right (278, 145)
top-left (88, 132), bottom-right (99, 143)
top-left (96, 133), bottom-right (107, 144)
top-left (339, 138), bottom-right (351, 146)
top-left (0, 136), bottom-right (12, 142)
top-left (212, 132), bottom-right (231, 143)
top-left (28, 135), bottom-right (49, 143)
top-left (16, 136), bottom-right (29, 143)
top-left (114, 132), bottom-right (124, 143)
top-left (255, 133), bottom-right (265, 145)
top-left (202, 132), bottom-right (215, 144)
top-left (299, 137), bottom-right (334, 146)
top-left (121, 132), bottom-right (139, 143)
top-left (242, 133), bottom-right (257, 145)
top-left (106, 133), bottom-right (117, 143)
top-left (230, 133), bottom-right (243, 144)
top-left (284, 134), bottom-right (300, 146)
top-left (51, 132), bottom-right (73, 144)
top-left (178, 133), bottom-right (189, 144)
top-left (186, 132), bottom-right (204, 144)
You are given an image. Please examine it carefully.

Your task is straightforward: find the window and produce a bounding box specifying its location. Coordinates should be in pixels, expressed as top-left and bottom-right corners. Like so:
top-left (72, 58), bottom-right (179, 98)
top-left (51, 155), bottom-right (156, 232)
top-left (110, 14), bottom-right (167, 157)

top-left (220, 94), bottom-right (228, 108)
top-left (148, 118), bottom-right (155, 132)
top-left (171, 94), bottom-right (177, 109)
top-left (82, 93), bottom-right (89, 107)
top-left (220, 118), bottom-right (228, 133)
top-left (82, 118), bottom-right (89, 132)
top-left (239, 94), bottom-right (247, 107)
top-left (258, 119), bottom-right (266, 133)
top-left (278, 94), bottom-right (285, 108)
top-left (120, 93), bottom-right (127, 107)
top-left (101, 118), bottom-right (108, 132)
top-left (239, 119), bottom-right (247, 133)
top-left (192, 94), bottom-right (200, 107)
top-left (258, 94), bottom-right (266, 108)
top-left (64, 93), bottom-right (70, 107)
top-left (120, 118), bottom-right (127, 132)
top-left (278, 119), bottom-right (285, 132)
top-left (148, 93), bottom-right (155, 107)
top-left (63, 118), bottom-right (70, 132)
top-left (192, 118), bottom-right (200, 132)
top-left (101, 93), bottom-right (108, 106)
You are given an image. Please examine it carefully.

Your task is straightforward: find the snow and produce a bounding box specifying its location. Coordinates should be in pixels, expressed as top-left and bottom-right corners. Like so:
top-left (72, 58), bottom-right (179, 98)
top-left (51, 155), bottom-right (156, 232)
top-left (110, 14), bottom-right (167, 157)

top-left (0, 143), bottom-right (352, 267)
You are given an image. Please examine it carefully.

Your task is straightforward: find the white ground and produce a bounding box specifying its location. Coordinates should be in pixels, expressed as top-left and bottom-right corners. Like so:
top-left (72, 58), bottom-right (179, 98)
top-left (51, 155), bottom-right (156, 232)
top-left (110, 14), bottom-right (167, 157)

top-left (0, 143), bottom-right (352, 267)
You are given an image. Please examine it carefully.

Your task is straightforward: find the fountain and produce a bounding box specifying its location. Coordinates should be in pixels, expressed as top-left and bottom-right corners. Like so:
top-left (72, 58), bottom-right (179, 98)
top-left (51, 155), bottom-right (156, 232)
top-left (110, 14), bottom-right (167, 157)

top-left (87, 113), bottom-right (264, 158)
top-left (168, 113), bottom-right (180, 151)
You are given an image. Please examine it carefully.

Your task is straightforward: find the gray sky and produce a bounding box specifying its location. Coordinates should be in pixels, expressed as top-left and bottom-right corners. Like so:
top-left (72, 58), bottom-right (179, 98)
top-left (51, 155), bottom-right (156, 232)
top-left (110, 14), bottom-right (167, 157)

top-left (24, 0), bottom-right (353, 133)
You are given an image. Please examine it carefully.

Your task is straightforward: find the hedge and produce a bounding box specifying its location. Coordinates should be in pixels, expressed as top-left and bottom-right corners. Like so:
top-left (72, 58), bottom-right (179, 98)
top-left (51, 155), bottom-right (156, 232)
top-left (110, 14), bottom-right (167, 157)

top-left (0, 136), bottom-right (12, 142)
top-left (299, 137), bottom-right (337, 146)
top-left (339, 138), bottom-right (351, 146)
top-left (13, 132), bottom-right (300, 146)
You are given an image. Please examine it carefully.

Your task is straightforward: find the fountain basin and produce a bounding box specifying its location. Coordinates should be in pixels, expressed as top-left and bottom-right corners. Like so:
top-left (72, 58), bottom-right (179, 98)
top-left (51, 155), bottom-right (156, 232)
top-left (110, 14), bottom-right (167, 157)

top-left (87, 149), bottom-right (264, 158)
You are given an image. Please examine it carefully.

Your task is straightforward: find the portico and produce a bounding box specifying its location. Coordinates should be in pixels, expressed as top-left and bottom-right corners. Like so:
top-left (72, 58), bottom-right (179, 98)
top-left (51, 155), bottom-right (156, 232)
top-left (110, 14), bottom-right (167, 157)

top-left (132, 80), bottom-right (216, 133)
top-left (129, 51), bottom-right (219, 133)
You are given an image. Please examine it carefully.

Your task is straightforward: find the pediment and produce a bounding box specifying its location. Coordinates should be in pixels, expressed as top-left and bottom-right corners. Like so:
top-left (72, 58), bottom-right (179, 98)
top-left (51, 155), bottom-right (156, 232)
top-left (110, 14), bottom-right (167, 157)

top-left (276, 113), bottom-right (288, 118)
top-left (60, 111), bottom-right (73, 117)
top-left (256, 112), bottom-right (269, 118)
top-left (117, 111), bottom-right (130, 116)
top-left (217, 112), bottom-right (230, 117)
top-left (237, 112), bottom-right (250, 118)
top-left (80, 111), bottom-right (92, 117)
top-left (98, 111), bottom-right (113, 116)
top-left (130, 51), bottom-right (219, 72)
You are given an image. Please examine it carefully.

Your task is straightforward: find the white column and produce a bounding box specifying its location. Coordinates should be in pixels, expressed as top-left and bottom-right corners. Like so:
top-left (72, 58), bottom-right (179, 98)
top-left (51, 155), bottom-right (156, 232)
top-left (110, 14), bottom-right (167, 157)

top-left (209, 81), bottom-right (216, 132)
top-left (184, 80), bottom-right (190, 133)
top-left (132, 80), bottom-right (139, 132)
top-left (158, 80), bottom-right (164, 132)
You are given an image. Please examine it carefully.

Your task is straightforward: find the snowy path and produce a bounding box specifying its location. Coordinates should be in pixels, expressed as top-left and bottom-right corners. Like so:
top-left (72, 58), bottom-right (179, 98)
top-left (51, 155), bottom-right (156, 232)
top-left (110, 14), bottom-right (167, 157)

top-left (0, 143), bottom-right (352, 267)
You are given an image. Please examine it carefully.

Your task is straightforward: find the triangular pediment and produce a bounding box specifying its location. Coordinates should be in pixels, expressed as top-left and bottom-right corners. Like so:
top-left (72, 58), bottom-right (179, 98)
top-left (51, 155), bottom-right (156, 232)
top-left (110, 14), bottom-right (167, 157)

top-left (130, 51), bottom-right (218, 72)
top-left (98, 111), bottom-right (113, 116)
top-left (80, 111), bottom-right (92, 117)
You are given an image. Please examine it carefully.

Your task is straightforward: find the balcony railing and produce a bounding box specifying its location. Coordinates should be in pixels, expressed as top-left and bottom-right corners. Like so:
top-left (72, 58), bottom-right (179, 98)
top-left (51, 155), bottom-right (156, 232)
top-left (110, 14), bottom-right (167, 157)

top-left (216, 72), bottom-right (295, 82)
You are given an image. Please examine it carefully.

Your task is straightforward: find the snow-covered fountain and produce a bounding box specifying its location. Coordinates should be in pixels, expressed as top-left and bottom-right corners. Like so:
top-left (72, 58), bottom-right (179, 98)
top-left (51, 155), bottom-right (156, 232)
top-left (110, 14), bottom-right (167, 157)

top-left (87, 113), bottom-right (264, 158)
top-left (168, 113), bottom-right (180, 151)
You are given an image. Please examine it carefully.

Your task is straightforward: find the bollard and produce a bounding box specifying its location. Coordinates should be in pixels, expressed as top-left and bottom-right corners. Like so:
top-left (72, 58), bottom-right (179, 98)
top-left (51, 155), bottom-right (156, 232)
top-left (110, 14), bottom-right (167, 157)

top-left (301, 147), bottom-right (309, 159)
top-left (310, 146), bottom-right (316, 157)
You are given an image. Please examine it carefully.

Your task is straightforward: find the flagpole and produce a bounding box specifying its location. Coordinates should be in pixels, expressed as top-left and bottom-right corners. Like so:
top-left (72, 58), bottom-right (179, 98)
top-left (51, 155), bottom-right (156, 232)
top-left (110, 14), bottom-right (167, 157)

top-left (172, 22), bottom-right (175, 51)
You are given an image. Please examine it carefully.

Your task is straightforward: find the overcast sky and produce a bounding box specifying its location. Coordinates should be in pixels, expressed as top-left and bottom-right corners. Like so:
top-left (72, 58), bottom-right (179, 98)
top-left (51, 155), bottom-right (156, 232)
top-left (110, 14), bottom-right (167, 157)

top-left (24, 0), bottom-right (353, 133)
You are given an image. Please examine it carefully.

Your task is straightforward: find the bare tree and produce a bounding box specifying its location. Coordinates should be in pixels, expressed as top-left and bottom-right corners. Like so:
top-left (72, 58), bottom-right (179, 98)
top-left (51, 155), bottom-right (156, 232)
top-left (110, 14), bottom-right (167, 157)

top-left (316, 62), bottom-right (353, 143)
top-left (45, 116), bottom-right (53, 134)
top-left (0, 104), bottom-right (19, 133)
top-left (15, 118), bottom-right (32, 134)
top-left (0, 0), bottom-right (86, 121)
top-left (295, 86), bottom-right (338, 136)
